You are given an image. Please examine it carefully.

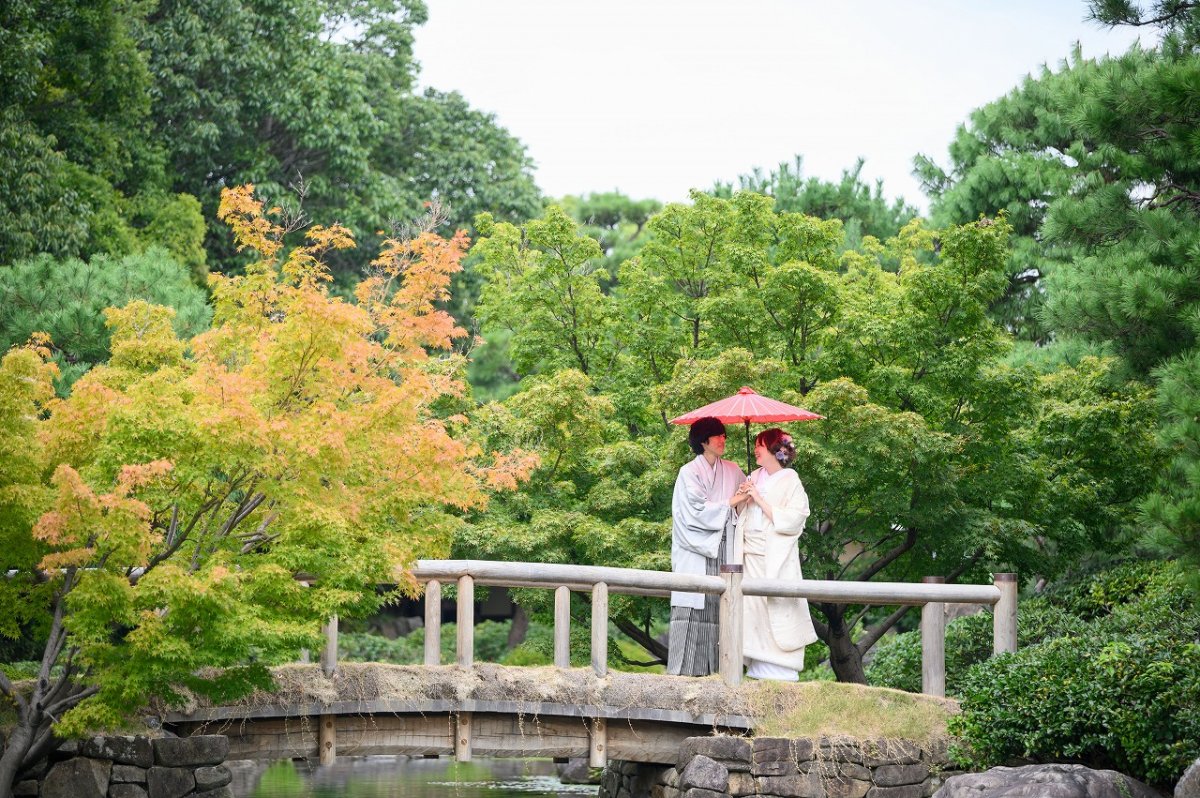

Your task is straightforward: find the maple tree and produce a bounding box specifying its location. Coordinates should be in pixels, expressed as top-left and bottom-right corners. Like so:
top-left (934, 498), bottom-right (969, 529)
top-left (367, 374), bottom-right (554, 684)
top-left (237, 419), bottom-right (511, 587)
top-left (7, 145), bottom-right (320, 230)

top-left (0, 186), bottom-right (532, 792)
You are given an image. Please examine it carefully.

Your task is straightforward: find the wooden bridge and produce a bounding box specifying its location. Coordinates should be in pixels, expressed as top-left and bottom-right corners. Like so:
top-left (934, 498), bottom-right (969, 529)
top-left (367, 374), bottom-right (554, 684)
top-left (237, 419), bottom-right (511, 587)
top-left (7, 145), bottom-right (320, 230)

top-left (164, 560), bottom-right (1016, 767)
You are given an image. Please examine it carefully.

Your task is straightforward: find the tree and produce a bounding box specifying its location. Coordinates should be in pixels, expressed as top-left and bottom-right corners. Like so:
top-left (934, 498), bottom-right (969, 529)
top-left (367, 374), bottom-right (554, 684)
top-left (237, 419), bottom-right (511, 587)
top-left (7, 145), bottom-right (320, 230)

top-left (473, 207), bottom-right (617, 378)
top-left (0, 185), bottom-right (530, 793)
top-left (139, 0), bottom-right (542, 280)
top-left (468, 193), bottom-right (1160, 680)
top-left (0, 248), bottom-right (211, 391)
top-left (717, 156), bottom-right (919, 251)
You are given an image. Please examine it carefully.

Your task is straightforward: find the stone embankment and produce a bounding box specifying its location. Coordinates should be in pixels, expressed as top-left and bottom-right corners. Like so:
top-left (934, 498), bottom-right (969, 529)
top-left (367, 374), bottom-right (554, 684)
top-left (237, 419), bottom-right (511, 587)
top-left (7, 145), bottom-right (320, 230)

top-left (12, 734), bottom-right (232, 798)
top-left (602, 735), bottom-right (959, 798)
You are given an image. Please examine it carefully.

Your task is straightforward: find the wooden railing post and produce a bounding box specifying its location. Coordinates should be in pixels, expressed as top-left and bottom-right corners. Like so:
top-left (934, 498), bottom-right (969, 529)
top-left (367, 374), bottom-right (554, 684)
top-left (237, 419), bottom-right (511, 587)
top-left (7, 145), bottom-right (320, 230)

top-left (589, 717), bottom-right (607, 768)
top-left (455, 712), bottom-right (473, 762)
top-left (554, 585), bottom-right (571, 669)
top-left (457, 575), bottom-right (474, 667)
top-left (921, 576), bottom-right (946, 697)
top-left (719, 564), bottom-right (743, 686)
top-left (320, 615), bottom-right (338, 677)
top-left (424, 579), bottom-right (442, 666)
top-left (591, 582), bottom-right (608, 676)
top-left (318, 714), bottom-right (336, 765)
top-left (993, 572), bottom-right (1018, 655)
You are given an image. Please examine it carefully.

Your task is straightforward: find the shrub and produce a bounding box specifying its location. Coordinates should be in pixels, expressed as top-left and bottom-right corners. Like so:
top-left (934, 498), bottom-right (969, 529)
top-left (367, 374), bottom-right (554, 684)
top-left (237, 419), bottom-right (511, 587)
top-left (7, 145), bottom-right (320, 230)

top-left (949, 563), bottom-right (1200, 787)
top-left (867, 600), bottom-right (1085, 695)
top-left (340, 621), bottom-right (514, 665)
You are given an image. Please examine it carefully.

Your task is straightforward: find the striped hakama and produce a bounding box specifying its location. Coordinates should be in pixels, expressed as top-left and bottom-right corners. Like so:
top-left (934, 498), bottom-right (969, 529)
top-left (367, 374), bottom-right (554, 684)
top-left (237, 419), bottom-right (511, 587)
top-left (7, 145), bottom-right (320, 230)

top-left (666, 541), bottom-right (723, 676)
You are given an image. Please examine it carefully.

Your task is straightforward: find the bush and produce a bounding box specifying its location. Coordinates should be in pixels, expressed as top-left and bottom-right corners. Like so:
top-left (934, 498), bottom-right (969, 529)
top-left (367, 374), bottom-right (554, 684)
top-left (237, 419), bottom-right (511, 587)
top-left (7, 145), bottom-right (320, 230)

top-left (948, 562), bottom-right (1200, 787)
top-left (867, 600), bottom-right (1085, 695)
top-left (340, 621), bottom-right (514, 665)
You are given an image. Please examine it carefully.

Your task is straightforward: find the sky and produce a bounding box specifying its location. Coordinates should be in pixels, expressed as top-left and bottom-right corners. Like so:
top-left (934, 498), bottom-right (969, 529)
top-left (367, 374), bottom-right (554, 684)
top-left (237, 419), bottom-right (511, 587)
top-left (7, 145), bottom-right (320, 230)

top-left (412, 1), bottom-right (1149, 214)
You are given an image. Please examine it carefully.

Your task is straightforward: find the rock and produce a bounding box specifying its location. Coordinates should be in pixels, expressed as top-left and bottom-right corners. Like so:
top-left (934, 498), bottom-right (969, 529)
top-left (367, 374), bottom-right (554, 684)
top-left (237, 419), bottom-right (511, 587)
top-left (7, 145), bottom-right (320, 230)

top-left (868, 784), bottom-right (926, 798)
top-left (753, 738), bottom-right (814, 776)
top-left (840, 763), bottom-right (873, 781)
top-left (192, 788), bottom-right (235, 798)
top-left (864, 740), bottom-right (923, 767)
top-left (680, 755), bottom-right (729, 793)
top-left (80, 735), bottom-right (154, 768)
top-left (152, 735), bottom-right (229, 767)
top-left (682, 791), bottom-right (726, 798)
top-left (933, 764), bottom-right (1160, 798)
top-left (821, 736), bottom-right (864, 764)
top-left (558, 757), bottom-right (596, 784)
top-left (729, 771), bottom-right (757, 796)
top-left (679, 736), bottom-right (752, 771)
top-left (109, 784), bottom-right (149, 798)
top-left (13, 781), bottom-right (38, 797)
top-left (827, 777), bottom-right (873, 798)
top-left (42, 758), bottom-right (111, 798)
top-left (874, 764), bottom-right (930, 787)
top-left (195, 764), bottom-right (233, 790)
top-left (758, 772), bottom-right (825, 798)
top-left (146, 765), bottom-right (195, 798)
top-left (1178, 759), bottom-right (1200, 798)
top-left (111, 764), bottom-right (148, 783)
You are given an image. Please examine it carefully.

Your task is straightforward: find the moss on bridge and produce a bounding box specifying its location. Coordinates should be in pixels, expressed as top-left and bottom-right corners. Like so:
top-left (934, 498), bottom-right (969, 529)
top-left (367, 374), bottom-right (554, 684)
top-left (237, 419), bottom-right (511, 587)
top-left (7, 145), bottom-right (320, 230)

top-left (171, 663), bottom-right (956, 745)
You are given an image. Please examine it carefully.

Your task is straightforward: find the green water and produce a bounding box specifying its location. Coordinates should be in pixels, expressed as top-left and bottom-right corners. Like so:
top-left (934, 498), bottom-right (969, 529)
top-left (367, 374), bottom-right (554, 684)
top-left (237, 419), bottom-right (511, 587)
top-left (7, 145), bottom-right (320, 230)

top-left (235, 756), bottom-right (599, 798)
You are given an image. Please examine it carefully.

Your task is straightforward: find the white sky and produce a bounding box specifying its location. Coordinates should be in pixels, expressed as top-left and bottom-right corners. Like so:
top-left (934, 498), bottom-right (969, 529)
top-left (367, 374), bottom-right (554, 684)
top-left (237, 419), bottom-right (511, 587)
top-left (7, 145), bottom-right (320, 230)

top-left (413, 1), bottom-right (1148, 213)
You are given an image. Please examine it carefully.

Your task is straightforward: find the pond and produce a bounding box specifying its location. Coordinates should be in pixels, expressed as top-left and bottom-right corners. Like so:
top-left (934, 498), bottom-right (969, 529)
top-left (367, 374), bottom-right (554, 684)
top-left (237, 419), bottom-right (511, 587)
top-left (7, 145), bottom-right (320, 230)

top-left (233, 755), bottom-right (600, 798)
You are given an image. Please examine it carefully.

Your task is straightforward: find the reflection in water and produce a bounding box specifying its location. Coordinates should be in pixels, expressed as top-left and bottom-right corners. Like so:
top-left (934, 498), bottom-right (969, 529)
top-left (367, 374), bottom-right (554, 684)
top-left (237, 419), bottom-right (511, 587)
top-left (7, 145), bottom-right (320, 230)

top-left (234, 756), bottom-right (599, 798)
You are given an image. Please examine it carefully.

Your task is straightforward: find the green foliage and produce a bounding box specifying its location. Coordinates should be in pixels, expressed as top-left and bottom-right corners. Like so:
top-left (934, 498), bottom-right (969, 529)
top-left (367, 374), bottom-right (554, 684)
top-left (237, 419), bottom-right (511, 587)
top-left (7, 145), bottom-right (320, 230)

top-left (0, 248), bottom-right (211, 391)
top-left (716, 156), bottom-right (919, 251)
top-left (340, 622), bottom-right (512, 666)
top-left (868, 601), bottom-right (1088, 694)
top-left (947, 561), bottom-right (1200, 787)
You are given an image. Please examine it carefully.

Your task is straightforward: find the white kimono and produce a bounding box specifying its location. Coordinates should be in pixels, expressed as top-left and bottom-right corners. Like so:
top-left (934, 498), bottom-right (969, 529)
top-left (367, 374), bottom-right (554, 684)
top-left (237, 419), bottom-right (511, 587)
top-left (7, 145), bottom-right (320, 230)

top-left (670, 455), bottom-right (745, 609)
top-left (734, 467), bottom-right (818, 673)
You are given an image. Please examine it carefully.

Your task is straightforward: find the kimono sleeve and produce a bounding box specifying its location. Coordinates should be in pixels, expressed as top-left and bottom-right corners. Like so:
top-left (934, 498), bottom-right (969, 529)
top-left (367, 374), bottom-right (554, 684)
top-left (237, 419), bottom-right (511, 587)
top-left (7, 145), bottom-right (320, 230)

top-left (769, 472), bottom-right (811, 539)
top-left (673, 467), bottom-right (732, 558)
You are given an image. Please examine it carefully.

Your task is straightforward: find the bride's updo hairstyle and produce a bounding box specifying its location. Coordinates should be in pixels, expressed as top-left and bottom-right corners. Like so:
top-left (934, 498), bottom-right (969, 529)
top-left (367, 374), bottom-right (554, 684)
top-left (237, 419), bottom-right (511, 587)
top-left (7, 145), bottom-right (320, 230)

top-left (756, 428), bottom-right (796, 468)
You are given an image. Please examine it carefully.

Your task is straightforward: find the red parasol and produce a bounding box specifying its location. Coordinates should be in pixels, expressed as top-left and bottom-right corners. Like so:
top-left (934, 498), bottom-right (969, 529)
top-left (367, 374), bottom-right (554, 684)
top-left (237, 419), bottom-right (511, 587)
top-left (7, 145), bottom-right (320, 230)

top-left (669, 386), bottom-right (823, 472)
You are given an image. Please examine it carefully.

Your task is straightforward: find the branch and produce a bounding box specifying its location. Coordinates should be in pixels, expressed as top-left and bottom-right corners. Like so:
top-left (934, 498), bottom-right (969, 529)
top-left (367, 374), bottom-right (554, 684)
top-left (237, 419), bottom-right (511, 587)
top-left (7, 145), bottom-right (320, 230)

top-left (614, 618), bottom-right (668, 661)
top-left (854, 527), bottom-right (918, 583)
top-left (0, 668), bottom-right (27, 719)
top-left (856, 605), bottom-right (913, 653)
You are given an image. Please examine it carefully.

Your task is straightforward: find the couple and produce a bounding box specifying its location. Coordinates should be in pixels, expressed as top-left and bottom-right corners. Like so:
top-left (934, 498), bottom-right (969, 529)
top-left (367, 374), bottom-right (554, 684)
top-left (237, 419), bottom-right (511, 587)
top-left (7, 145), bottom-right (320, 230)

top-left (667, 416), bottom-right (817, 681)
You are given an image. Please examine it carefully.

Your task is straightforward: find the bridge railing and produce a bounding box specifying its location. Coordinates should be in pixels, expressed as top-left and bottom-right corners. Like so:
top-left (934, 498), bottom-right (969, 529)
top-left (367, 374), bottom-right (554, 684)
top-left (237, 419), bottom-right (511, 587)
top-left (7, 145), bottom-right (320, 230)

top-left (398, 559), bottom-right (1017, 697)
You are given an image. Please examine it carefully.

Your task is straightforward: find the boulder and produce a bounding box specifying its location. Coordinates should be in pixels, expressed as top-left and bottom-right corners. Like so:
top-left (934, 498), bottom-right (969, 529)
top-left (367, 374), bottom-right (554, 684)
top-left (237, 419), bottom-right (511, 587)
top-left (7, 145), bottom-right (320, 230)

top-left (934, 764), bottom-right (1160, 798)
top-left (110, 784), bottom-right (149, 798)
top-left (1178, 758), bottom-right (1200, 798)
top-left (558, 757), bottom-right (595, 784)
top-left (193, 788), bottom-right (235, 798)
top-left (757, 772), bottom-right (824, 798)
top-left (147, 765), bottom-right (195, 798)
top-left (13, 781), bottom-right (38, 797)
top-left (81, 735), bottom-right (154, 767)
top-left (42, 758), bottom-right (111, 798)
top-left (680, 755), bottom-right (729, 793)
top-left (111, 764), bottom-right (148, 783)
top-left (196, 764), bottom-right (233, 790)
top-left (678, 737), bottom-right (752, 771)
top-left (153, 735), bottom-right (229, 767)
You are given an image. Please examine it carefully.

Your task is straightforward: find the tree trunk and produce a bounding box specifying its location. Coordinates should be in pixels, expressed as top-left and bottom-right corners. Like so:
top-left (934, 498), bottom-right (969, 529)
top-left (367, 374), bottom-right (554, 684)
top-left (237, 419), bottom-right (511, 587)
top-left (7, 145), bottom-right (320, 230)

top-left (506, 605), bottom-right (529, 649)
top-left (0, 721), bottom-right (35, 798)
top-left (816, 602), bottom-right (868, 684)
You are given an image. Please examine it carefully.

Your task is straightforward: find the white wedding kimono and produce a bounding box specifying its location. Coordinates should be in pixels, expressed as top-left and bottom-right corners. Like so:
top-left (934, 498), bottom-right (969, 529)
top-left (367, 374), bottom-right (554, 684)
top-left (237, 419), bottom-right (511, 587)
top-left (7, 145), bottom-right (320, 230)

top-left (734, 467), bottom-right (818, 678)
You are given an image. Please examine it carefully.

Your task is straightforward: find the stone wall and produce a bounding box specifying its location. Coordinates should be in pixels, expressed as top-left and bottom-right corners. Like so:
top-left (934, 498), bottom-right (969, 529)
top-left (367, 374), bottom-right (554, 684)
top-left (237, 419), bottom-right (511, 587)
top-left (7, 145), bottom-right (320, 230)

top-left (601, 735), bottom-right (962, 798)
top-left (12, 734), bottom-right (232, 798)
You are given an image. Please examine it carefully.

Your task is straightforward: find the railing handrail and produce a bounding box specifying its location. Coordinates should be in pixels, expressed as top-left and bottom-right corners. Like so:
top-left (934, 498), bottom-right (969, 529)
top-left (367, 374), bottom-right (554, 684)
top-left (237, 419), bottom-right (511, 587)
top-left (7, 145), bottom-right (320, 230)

top-left (410, 559), bottom-right (1002, 605)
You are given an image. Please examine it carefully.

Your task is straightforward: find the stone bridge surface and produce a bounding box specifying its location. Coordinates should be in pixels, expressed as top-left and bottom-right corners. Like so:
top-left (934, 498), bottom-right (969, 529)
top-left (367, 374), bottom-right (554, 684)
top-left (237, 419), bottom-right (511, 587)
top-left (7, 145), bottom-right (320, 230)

top-left (162, 663), bottom-right (757, 764)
